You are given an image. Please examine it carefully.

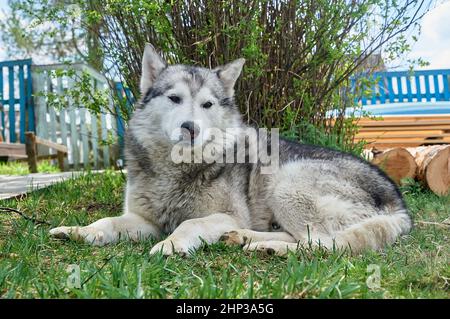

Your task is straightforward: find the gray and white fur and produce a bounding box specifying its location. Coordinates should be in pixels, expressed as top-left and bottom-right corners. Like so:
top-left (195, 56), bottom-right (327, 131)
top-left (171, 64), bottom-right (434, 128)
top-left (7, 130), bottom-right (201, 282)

top-left (50, 44), bottom-right (412, 256)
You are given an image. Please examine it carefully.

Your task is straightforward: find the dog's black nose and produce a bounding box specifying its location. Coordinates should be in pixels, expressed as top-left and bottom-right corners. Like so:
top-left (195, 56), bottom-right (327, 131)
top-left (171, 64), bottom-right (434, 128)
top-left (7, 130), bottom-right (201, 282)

top-left (180, 121), bottom-right (199, 140)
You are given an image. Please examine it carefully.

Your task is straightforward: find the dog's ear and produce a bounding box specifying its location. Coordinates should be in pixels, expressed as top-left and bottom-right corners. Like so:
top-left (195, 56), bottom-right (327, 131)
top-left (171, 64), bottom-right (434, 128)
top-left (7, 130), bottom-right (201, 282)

top-left (140, 43), bottom-right (166, 94)
top-left (214, 58), bottom-right (245, 96)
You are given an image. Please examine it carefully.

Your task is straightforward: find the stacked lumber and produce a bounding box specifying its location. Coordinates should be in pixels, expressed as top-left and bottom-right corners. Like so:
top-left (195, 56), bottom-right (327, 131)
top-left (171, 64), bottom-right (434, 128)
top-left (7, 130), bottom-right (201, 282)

top-left (366, 145), bottom-right (450, 196)
top-left (355, 115), bottom-right (450, 149)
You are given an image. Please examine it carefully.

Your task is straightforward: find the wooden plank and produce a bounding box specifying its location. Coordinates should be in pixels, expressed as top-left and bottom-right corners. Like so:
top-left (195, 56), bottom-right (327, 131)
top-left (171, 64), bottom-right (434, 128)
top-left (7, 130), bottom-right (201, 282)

top-left (358, 125), bottom-right (450, 132)
top-left (363, 143), bottom-right (423, 149)
top-left (424, 75), bottom-right (431, 101)
top-left (433, 74), bottom-right (440, 100)
top-left (397, 76), bottom-right (404, 102)
top-left (35, 63), bottom-right (108, 84)
top-left (0, 59), bottom-right (32, 68)
top-left (357, 115), bottom-right (450, 121)
top-left (58, 108), bottom-right (68, 148)
top-left (18, 65), bottom-right (26, 143)
top-left (67, 78), bottom-right (80, 169)
top-left (361, 83), bottom-right (367, 105)
top-left (56, 76), bottom-right (68, 170)
top-left (444, 74), bottom-right (450, 100)
top-left (357, 135), bottom-right (450, 141)
top-left (387, 76), bottom-right (395, 102)
top-left (415, 75), bottom-right (422, 101)
top-left (378, 78), bottom-right (386, 103)
top-left (89, 110), bottom-right (99, 169)
top-left (406, 76), bottom-right (413, 102)
top-left (342, 116), bottom-right (450, 126)
top-left (108, 94), bottom-right (118, 165)
top-left (0, 66), bottom-right (5, 141)
top-left (357, 119), bottom-right (450, 127)
top-left (362, 141), bottom-right (450, 149)
top-left (371, 82), bottom-right (377, 105)
top-left (358, 119), bottom-right (450, 125)
top-left (8, 66), bottom-right (16, 143)
top-left (26, 64), bottom-right (35, 132)
top-left (355, 137), bottom-right (450, 143)
top-left (68, 108), bottom-right (80, 169)
top-left (35, 136), bottom-right (68, 153)
top-left (33, 70), bottom-right (49, 156)
top-left (89, 79), bottom-right (99, 169)
top-left (100, 112), bottom-right (110, 168)
top-left (79, 108), bottom-right (90, 168)
top-left (0, 142), bottom-right (26, 157)
top-left (359, 129), bottom-right (446, 135)
top-left (356, 130), bottom-right (446, 138)
top-left (47, 73), bottom-right (57, 151)
top-left (48, 105), bottom-right (57, 143)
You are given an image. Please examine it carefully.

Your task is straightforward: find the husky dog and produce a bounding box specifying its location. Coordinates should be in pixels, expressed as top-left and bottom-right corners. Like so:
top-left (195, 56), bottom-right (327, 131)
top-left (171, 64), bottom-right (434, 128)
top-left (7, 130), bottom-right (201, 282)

top-left (50, 44), bottom-right (412, 256)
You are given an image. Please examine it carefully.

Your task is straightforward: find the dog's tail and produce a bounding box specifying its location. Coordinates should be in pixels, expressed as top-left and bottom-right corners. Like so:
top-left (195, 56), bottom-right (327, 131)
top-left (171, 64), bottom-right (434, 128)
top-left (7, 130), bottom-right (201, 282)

top-left (306, 210), bottom-right (412, 254)
top-left (331, 210), bottom-right (412, 253)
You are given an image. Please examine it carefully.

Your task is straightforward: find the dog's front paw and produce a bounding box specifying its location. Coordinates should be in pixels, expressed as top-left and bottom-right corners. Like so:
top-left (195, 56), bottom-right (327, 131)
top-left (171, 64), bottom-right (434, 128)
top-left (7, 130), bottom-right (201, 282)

top-left (150, 239), bottom-right (190, 257)
top-left (219, 230), bottom-right (251, 247)
top-left (244, 241), bottom-right (292, 256)
top-left (49, 226), bottom-right (109, 246)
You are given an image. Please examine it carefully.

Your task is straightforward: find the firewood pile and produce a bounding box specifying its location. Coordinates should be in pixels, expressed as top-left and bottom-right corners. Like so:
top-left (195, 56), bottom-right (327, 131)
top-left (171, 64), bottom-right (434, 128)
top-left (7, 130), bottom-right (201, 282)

top-left (356, 115), bottom-right (450, 195)
top-left (364, 145), bottom-right (450, 195)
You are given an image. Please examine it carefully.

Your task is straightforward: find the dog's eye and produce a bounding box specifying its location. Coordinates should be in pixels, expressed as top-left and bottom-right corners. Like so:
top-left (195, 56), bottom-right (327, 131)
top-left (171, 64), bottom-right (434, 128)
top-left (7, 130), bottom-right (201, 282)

top-left (271, 222), bottom-right (281, 230)
top-left (202, 101), bottom-right (213, 109)
top-left (169, 95), bottom-right (181, 104)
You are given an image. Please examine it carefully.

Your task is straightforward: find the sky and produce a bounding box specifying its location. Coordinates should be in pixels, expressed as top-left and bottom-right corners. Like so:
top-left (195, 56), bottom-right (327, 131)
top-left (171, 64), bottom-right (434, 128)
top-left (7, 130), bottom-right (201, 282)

top-left (0, 0), bottom-right (9, 61)
top-left (0, 0), bottom-right (449, 71)
top-left (389, 0), bottom-right (450, 70)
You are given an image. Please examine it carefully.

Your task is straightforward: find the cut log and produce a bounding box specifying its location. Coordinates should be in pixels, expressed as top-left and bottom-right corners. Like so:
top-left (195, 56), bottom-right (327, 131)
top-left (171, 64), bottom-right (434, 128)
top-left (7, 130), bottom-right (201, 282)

top-left (407, 145), bottom-right (450, 196)
top-left (370, 147), bottom-right (417, 184)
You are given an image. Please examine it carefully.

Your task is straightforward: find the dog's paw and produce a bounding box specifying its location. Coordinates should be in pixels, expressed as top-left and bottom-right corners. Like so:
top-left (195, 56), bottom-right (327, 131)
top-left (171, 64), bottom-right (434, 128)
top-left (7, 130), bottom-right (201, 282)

top-left (49, 226), bottom-right (109, 246)
top-left (244, 241), bottom-right (293, 256)
top-left (219, 230), bottom-right (251, 247)
top-left (149, 239), bottom-right (190, 257)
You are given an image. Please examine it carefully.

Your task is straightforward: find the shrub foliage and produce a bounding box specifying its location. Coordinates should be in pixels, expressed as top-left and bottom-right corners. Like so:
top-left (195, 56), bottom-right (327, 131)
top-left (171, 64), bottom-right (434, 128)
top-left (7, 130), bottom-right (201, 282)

top-left (5, 0), bottom-right (431, 150)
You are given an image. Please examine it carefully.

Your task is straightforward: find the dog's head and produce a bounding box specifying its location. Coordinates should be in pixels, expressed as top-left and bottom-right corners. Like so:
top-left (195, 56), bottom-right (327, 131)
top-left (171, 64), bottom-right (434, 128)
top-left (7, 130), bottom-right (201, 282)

top-left (133, 44), bottom-right (245, 155)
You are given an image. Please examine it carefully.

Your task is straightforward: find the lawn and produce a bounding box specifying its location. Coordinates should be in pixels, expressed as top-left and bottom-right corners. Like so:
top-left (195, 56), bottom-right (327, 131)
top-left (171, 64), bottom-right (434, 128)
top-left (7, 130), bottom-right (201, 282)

top-left (0, 171), bottom-right (448, 298)
top-left (0, 161), bottom-right (60, 175)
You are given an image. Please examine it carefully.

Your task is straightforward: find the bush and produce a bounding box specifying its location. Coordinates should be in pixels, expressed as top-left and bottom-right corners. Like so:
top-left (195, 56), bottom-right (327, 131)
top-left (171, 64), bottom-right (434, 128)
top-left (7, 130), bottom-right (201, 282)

top-left (5, 0), bottom-right (431, 152)
top-left (90, 0), bottom-right (430, 152)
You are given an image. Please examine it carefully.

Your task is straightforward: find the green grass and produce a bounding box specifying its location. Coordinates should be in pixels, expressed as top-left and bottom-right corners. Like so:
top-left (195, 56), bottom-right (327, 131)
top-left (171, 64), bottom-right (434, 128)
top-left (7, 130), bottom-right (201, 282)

top-left (0, 171), bottom-right (448, 298)
top-left (0, 161), bottom-right (60, 175)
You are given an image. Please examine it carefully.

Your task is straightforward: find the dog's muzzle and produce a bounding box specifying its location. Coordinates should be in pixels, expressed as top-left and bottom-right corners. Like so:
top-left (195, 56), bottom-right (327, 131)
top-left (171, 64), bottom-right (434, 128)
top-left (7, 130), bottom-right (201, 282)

top-left (180, 121), bottom-right (200, 142)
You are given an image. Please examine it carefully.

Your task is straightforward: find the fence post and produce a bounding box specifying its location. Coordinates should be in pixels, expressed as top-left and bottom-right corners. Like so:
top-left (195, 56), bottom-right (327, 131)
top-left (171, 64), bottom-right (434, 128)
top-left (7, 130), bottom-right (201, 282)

top-left (25, 131), bottom-right (38, 173)
top-left (57, 150), bottom-right (65, 172)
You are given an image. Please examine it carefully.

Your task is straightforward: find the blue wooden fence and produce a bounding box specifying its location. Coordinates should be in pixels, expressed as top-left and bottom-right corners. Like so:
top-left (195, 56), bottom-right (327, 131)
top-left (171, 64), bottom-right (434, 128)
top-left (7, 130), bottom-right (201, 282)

top-left (1, 59), bottom-right (121, 168)
top-left (114, 82), bottom-right (135, 149)
top-left (0, 59), bottom-right (35, 143)
top-left (353, 69), bottom-right (450, 106)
